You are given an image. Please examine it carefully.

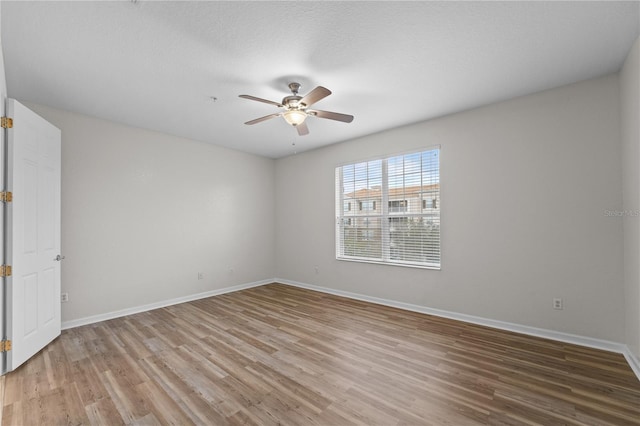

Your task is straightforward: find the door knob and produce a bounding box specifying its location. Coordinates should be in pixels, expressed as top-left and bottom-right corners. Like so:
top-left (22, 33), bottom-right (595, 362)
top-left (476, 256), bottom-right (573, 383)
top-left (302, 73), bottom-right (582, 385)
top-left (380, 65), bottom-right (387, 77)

top-left (54, 255), bottom-right (65, 261)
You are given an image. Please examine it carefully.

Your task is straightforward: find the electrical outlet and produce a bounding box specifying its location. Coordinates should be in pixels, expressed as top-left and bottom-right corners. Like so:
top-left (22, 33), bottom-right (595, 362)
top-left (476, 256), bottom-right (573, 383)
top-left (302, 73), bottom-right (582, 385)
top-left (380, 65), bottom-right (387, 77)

top-left (61, 293), bottom-right (69, 303)
top-left (197, 272), bottom-right (204, 280)
top-left (553, 298), bottom-right (563, 310)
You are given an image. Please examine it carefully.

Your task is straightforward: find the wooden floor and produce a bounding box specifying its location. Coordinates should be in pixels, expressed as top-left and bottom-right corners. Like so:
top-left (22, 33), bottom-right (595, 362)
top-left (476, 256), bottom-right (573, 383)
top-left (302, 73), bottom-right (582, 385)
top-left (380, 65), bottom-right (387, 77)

top-left (2, 283), bottom-right (640, 426)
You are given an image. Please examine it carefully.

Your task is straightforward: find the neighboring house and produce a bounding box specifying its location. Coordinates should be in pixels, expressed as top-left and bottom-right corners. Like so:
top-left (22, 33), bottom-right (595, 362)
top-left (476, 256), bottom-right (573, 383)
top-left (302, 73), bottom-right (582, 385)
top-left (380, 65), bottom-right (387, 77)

top-left (340, 184), bottom-right (440, 264)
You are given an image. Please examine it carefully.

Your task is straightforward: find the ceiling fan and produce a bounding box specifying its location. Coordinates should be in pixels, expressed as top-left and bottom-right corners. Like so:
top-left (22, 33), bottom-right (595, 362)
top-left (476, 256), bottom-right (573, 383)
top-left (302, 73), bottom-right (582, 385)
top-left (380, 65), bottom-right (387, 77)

top-left (239, 82), bottom-right (354, 136)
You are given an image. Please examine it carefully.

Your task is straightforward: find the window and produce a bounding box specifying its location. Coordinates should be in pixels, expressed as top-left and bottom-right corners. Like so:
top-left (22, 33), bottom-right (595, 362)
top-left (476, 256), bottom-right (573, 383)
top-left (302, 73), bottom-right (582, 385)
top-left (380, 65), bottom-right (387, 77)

top-left (359, 200), bottom-right (376, 211)
top-left (389, 200), bottom-right (407, 212)
top-left (423, 198), bottom-right (437, 209)
top-left (336, 148), bottom-right (440, 269)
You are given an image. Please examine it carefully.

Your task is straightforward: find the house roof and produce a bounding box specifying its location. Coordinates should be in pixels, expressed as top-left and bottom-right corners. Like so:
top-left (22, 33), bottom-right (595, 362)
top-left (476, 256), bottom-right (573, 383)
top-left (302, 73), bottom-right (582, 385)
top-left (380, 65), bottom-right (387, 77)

top-left (345, 184), bottom-right (440, 200)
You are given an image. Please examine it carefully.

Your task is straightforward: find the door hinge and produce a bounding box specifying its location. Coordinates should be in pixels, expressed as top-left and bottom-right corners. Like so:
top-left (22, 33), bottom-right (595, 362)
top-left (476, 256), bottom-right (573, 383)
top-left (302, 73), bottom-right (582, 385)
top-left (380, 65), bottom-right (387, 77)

top-left (0, 191), bottom-right (13, 203)
top-left (1, 117), bottom-right (13, 129)
top-left (0, 265), bottom-right (12, 277)
top-left (0, 340), bottom-right (12, 352)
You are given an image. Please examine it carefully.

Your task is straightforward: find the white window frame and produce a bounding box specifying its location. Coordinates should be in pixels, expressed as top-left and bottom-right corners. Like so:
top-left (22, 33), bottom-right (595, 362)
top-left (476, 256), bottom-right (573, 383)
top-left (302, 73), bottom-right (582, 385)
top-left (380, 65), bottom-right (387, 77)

top-left (335, 147), bottom-right (441, 270)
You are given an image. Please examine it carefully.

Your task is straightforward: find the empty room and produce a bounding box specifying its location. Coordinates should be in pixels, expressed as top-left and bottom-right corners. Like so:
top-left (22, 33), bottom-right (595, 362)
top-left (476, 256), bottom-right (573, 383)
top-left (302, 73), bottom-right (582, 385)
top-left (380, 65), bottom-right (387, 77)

top-left (0, 1), bottom-right (639, 425)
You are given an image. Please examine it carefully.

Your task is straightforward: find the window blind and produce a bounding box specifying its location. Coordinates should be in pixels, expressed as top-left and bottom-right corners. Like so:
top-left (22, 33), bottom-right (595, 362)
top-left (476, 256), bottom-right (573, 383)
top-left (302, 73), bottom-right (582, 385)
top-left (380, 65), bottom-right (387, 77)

top-left (335, 148), bottom-right (440, 269)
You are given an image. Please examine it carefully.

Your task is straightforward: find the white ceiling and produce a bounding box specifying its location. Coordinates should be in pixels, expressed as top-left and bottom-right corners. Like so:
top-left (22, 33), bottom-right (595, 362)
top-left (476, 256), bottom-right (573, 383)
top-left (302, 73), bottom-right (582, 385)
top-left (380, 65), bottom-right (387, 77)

top-left (2, 1), bottom-right (639, 158)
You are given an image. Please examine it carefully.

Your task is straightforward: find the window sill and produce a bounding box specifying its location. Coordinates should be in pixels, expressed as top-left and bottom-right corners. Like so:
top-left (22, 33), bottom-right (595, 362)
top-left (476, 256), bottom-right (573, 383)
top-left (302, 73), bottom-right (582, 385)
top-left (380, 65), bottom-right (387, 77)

top-left (336, 256), bottom-right (441, 270)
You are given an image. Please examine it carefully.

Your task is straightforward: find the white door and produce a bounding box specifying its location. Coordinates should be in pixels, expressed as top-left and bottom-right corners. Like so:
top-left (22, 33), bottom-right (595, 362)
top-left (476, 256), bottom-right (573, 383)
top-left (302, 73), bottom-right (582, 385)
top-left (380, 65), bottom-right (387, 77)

top-left (5, 99), bottom-right (61, 371)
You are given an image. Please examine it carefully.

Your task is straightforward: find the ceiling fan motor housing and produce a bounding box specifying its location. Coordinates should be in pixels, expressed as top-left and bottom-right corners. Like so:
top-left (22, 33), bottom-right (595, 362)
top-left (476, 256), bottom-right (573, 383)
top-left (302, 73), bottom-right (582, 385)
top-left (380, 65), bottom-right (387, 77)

top-left (282, 95), bottom-right (303, 109)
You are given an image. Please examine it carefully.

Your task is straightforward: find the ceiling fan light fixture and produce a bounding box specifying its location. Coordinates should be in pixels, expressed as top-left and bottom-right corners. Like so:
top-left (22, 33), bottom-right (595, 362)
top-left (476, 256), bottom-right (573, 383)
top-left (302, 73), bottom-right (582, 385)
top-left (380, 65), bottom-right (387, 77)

top-left (283, 109), bottom-right (307, 126)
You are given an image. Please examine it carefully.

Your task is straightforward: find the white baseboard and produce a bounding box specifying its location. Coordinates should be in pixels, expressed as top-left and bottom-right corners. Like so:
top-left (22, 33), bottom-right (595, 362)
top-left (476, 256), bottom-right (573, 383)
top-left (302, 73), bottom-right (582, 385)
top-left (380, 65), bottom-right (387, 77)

top-left (275, 278), bottom-right (640, 381)
top-left (61, 279), bottom-right (273, 330)
top-left (622, 347), bottom-right (640, 380)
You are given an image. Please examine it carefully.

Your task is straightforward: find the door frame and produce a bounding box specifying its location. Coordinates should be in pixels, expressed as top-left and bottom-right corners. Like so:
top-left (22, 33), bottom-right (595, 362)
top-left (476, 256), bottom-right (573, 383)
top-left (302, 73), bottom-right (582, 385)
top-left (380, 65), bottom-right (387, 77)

top-left (0, 99), bottom-right (5, 375)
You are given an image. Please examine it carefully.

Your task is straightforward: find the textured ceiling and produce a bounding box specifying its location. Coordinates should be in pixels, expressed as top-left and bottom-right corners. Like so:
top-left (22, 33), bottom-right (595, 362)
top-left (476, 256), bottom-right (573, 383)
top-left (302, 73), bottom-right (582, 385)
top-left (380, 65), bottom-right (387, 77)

top-left (2, 1), bottom-right (639, 158)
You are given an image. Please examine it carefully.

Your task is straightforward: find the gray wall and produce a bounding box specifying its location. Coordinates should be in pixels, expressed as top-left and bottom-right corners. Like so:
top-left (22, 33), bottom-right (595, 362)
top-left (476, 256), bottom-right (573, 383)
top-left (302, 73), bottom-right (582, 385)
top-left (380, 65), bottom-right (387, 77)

top-left (276, 74), bottom-right (625, 342)
top-left (25, 104), bottom-right (276, 323)
top-left (622, 37), bottom-right (640, 359)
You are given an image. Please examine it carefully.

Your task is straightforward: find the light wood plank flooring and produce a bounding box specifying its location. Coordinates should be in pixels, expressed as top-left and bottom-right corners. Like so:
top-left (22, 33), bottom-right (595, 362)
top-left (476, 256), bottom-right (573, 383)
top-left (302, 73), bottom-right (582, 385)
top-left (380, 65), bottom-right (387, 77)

top-left (2, 283), bottom-right (640, 425)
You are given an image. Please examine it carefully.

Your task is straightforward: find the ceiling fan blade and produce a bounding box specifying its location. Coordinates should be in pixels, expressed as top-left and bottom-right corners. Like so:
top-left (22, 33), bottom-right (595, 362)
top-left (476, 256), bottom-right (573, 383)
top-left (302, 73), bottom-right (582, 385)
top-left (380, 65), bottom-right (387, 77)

top-left (309, 109), bottom-right (354, 123)
top-left (245, 113), bottom-right (280, 125)
top-left (239, 94), bottom-right (283, 107)
top-left (299, 86), bottom-right (331, 107)
top-left (296, 122), bottom-right (309, 136)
